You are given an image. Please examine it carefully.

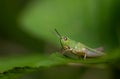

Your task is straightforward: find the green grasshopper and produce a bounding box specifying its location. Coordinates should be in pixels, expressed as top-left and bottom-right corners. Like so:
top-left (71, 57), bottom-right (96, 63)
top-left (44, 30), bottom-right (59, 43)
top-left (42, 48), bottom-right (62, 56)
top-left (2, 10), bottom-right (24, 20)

top-left (55, 29), bottom-right (105, 59)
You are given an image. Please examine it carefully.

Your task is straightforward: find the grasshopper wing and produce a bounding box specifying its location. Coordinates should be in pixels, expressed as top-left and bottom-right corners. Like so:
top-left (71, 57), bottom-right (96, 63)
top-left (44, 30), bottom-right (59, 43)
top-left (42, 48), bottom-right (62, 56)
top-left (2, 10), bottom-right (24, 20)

top-left (95, 47), bottom-right (104, 52)
top-left (84, 47), bottom-right (105, 57)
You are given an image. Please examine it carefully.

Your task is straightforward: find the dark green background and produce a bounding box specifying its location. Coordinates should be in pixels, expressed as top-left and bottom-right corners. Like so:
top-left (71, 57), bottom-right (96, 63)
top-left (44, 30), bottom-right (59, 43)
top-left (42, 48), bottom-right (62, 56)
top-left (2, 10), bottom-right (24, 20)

top-left (0, 0), bottom-right (120, 79)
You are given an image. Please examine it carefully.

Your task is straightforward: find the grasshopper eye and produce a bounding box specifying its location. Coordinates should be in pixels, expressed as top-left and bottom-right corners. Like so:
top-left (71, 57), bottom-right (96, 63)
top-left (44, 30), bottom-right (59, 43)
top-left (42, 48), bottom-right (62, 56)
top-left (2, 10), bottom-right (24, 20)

top-left (63, 36), bottom-right (67, 41)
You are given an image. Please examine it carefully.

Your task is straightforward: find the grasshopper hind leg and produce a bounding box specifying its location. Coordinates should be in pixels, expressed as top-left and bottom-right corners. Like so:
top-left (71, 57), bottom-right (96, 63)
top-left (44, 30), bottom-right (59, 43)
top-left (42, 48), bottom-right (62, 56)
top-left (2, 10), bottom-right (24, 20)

top-left (84, 53), bottom-right (86, 60)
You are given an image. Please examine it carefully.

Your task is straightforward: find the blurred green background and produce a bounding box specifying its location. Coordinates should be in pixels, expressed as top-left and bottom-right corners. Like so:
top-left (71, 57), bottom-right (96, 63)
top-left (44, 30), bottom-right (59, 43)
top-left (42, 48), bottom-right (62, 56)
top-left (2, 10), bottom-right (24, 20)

top-left (0, 0), bottom-right (120, 79)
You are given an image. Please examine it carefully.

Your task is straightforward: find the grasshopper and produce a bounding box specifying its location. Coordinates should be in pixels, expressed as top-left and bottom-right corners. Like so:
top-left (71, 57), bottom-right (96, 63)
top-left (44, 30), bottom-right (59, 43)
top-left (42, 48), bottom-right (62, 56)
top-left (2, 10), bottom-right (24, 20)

top-left (55, 29), bottom-right (105, 59)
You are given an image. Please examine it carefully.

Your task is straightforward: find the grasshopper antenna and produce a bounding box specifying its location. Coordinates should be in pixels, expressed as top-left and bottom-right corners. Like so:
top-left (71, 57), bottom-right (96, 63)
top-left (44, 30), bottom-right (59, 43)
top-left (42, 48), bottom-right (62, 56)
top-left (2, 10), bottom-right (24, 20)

top-left (54, 29), bottom-right (62, 39)
top-left (54, 29), bottom-right (64, 49)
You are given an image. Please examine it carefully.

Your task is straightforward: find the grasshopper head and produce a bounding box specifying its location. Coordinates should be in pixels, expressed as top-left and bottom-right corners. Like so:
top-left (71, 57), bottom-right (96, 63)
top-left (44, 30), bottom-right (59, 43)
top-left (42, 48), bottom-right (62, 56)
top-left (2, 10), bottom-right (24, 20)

top-left (55, 29), bottom-right (71, 50)
top-left (60, 36), bottom-right (71, 49)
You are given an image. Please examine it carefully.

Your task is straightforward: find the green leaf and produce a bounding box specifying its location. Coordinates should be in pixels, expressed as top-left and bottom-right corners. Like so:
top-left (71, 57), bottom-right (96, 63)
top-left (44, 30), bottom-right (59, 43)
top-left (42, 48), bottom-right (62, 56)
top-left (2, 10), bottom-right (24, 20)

top-left (0, 49), bottom-right (120, 79)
